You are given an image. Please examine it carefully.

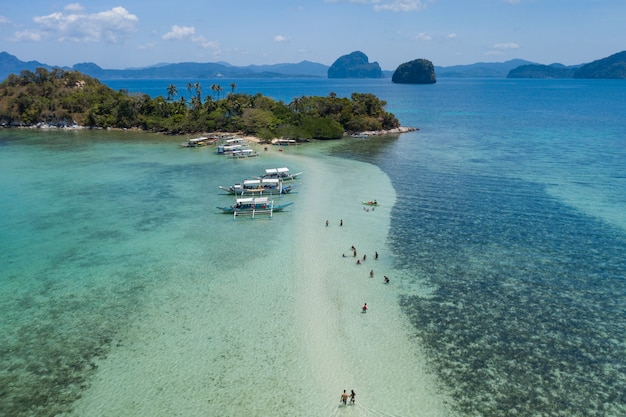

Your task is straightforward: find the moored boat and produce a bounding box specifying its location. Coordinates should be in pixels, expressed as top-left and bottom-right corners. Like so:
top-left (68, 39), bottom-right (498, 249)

top-left (217, 197), bottom-right (293, 218)
top-left (258, 167), bottom-right (302, 182)
top-left (180, 136), bottom-right (218, 147)
top-left (229, 148), bottom-right (259, 158)
top-left (219, 178), bottom-right (293, 195)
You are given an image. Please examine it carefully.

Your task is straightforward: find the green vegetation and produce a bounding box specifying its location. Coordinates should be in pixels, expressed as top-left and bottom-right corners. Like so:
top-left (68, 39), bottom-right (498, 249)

top-left (0, 68), bottom-right (400, 140)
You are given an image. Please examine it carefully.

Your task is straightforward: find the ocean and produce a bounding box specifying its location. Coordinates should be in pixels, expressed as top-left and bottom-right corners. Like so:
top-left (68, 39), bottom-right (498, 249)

top-left (1, 78), bottom-right (625, 417)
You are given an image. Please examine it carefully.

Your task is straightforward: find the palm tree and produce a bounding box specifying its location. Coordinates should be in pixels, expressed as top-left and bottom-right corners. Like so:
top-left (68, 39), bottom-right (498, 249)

top-left (230, 82), bottom-right (236, 94)
top-left (166, 84), bottom-right (178, 102)
top-left (194, 82), bottom-right (202, 101)
top-left (290, 97), bottom-right (300, 113)
top-left (187, 82), bottom-right (193, 101)
top-left (216, 84), bottom-right (223, 100)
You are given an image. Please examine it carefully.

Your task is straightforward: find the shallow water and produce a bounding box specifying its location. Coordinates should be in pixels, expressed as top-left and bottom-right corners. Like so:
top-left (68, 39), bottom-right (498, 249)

top-left (1, 130), bottom-right (451, 417)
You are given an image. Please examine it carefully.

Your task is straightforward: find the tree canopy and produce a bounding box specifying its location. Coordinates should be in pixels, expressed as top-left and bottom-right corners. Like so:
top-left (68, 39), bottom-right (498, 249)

top-left (0, 68), bottom-right (400, 140)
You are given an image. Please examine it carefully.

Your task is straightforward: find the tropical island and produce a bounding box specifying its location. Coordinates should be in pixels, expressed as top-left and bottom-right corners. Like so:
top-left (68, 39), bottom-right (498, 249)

top-left (0, 68), bottom-right (405, 140)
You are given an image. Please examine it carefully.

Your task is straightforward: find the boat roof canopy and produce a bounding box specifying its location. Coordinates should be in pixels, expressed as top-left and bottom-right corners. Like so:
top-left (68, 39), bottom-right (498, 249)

top-left (261, 178), bottom-right (280, 184)
top-left (265, 167), bottom-right (290, 174)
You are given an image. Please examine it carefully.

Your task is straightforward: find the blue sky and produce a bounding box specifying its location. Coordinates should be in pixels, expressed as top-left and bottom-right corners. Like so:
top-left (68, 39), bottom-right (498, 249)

top-left (1, 1), bottom-right (624, 70)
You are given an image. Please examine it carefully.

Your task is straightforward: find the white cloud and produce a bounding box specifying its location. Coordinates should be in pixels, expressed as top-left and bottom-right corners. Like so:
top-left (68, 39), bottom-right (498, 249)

top-left (274, 35), bottom-right (289, 43)
top-left (415, 32), bottom-right (432, 41)
top-left (374, 1), bottom-right (430, 12)
top-left (12, 29), bottom-right (42, 42)
top-left (493, 42), bottom-right (519, 49)
top-left (447, 33), bottom-right (457, 39)
top-left (64, 3), bottom-right (85, 12)
top-left (162, 25), bottom-right (195, 40)
top-left (24, 5), bottom-right (138, 43)
top-left (0, 15), bottom-right (10, 24)
top-left (325, 0), bottom-right (430, 12)
top-left (162, 25), bottom-right (219, 50)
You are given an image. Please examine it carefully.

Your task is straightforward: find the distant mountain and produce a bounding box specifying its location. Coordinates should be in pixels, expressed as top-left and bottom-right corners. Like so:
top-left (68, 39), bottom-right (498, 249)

top-left (0, 52), bottom-right (58, 79)
top-left (573, 51), bottom-right (626, 79)
top-left (508, 63), bottom-right (579, 78)
top-left (436, 59), bottom-right (535, 78)
top-left (244, 61), bottom-right (328, 77)
top-left (508, 51), bottom-right (626, 79)
top-left (4, 50), bottom-right (625, 81)
top-left (71, 61), bottom-right (325, 79)
top-left (0, 51), bottom-right (328, 80)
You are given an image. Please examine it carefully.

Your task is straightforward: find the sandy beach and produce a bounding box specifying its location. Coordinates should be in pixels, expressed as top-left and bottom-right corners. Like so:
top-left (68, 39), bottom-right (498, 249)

top-left (62, 148), bottom-right (450, 417)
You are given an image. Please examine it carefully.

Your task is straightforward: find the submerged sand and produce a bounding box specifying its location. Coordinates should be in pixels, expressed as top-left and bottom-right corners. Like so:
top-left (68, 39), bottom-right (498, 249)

top-left (65, 149), bottom-right (451, 417)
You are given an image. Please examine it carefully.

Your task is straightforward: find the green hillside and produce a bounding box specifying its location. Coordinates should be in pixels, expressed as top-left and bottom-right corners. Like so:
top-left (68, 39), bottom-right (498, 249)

top-left (0, 68), bottom-right (399, 139)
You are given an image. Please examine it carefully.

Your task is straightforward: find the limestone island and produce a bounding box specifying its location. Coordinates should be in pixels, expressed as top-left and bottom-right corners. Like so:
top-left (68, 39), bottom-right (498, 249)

top-left (328, 51), bottom-right (384, 79)
top-left (392, 59), bottom-right (437, 84)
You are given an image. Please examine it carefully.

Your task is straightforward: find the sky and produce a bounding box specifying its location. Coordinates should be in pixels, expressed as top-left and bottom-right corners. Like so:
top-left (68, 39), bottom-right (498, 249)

top-left (1, 1), bottom-right (624, 70)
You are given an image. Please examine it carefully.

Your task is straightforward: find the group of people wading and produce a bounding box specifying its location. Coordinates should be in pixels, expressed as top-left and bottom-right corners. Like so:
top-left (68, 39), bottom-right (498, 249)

top-left (340, 389), bottom-right (356, 406)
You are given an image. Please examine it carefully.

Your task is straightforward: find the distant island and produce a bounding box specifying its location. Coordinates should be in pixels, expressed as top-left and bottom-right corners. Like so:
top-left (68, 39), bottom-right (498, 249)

top-left (0, 68), bottom-right (402, 140)
top-left (327, 51), bottom-right (384, 79)
top-left (1, 50), bottom-right (625, 81)
top-left (508, 51), bottom-right (626, 79)
top-left (392, 59), bottom-right (436, 84)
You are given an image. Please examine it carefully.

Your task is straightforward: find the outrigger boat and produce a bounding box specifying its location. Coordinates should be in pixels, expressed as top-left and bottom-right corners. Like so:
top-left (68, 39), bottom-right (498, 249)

top-left (229, 148), bottom-right (259, 158)
top-left (180, 136), bottom-right (218, 147)
top-left (217, 138), bottom-right (250, 154)
top-left (257, 167), bottom-right (303, 182)
top-left (219, 178), bottom-right (293, 195)
top-left (217, 197), bottom-right (293, 218)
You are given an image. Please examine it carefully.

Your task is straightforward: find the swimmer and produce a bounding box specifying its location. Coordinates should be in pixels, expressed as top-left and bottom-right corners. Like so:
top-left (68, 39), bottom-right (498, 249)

top-left (363, 254), bottom-right (366, 261)
top-left (341, 390), bottom-right (348, 405)
top-left (326, 220), bottom-right (329, 227)
top-left (350, 390), bottom-right (356, 404)
top-left (384, 276), bottom-right (390, 284)
top-left (356, 259), bottom-right (361, 265)
top-left (340, 219), bottom-right (343, 226)
top-left (362, 303), bottom-right (367, 313)
top-left (370, 269), bottom-right (374, 278)
top-left (375, 251), bottom-right (379, 259)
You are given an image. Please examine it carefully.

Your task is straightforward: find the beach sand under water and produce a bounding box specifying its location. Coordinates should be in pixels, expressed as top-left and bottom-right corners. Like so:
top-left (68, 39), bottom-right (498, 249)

top-left (55, 146), bottom-right (451, 417)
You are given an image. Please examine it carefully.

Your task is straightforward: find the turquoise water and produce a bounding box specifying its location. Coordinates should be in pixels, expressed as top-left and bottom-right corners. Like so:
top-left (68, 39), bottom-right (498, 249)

top-left (1, 78), bottom-right (625, 416)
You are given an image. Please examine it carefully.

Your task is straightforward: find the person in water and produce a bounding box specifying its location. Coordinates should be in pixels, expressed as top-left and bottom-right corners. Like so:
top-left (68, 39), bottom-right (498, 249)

top-left (362, 303), bottom-right (367, 313)
top-left (341, 390), bottom-right (348, 405)
top-left (350, 390), bottom-right (356, 404)
top-left (370, 269), bottom-right (374, 278)
top-left (384, 276), bottom-right (390, 284)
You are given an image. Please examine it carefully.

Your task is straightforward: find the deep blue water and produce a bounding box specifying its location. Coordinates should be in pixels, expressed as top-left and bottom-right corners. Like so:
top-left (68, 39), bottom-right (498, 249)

top-left (329, 78), bottom-right (626, 416)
